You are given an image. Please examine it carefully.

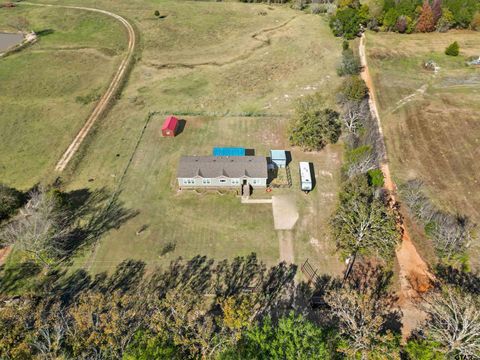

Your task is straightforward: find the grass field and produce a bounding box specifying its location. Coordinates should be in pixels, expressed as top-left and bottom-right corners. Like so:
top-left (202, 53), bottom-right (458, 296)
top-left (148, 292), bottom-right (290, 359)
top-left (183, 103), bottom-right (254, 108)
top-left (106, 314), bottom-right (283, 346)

top-left (0, 5), bottom-right (126, 188)
top-left (2, 0), bottom-right (345, 274)
top-left (51, 1), bottom-right (345, 273)
top-left (365, 30), bottom-right (480, 269)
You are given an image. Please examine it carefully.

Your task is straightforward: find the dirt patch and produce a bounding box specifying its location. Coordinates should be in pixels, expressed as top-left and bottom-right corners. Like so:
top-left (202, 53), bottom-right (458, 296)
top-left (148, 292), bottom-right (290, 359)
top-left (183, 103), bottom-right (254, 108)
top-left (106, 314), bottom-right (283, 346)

top-left (272, 195), bottom-right (299, 230)
top-left (360, 34), bottom-right (435, 339)
top-left (278, 230), bottom-right (294, 264)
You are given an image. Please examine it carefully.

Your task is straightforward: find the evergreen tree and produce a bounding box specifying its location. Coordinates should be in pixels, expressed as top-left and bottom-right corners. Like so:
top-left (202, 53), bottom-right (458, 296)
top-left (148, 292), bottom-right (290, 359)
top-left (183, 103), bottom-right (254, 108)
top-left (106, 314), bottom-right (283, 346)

top-left (416, 0), bottom-right (436, 32)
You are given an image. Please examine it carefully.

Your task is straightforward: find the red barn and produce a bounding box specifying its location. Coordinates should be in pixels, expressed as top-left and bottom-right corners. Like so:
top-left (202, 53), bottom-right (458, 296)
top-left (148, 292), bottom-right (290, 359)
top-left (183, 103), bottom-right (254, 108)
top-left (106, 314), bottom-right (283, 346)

top-left (162, 116), bottom-right (179, 137)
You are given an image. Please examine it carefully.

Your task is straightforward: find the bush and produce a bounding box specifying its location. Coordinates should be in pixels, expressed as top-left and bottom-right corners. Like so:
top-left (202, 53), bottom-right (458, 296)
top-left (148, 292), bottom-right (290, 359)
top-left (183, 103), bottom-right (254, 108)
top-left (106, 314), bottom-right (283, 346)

top-left (445, 41), bottom-right (459, 56)
top-left (154, 10), bottom-right (160, 17)
top-left (436, 7), bottom-right (455, 32)
top-left (337, 48), bottom-right (361, 76)
top-left (367, 168), bottom-right (384, 187)
top-left (339, 75), bottom-right (368, 102)
top-left (0, 184), bottom-right (24, 221)
top-left (289, 93), bottom-right (341, 151)
top-left (471, 12), bottom-right (480, 30)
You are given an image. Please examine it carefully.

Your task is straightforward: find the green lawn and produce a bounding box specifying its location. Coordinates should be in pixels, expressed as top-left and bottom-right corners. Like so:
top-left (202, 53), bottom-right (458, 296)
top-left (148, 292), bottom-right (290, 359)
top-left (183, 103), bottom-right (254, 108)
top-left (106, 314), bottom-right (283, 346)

top-left (0, 6), bottom-right (126, 188)
top-left (2, 0), bottom-right (345, 275)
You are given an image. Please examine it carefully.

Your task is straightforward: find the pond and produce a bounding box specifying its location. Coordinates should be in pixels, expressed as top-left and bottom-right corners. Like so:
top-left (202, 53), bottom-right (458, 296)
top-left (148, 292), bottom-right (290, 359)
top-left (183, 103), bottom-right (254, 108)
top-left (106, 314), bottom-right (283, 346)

top-left (0, 32), bottom-right (24, 52)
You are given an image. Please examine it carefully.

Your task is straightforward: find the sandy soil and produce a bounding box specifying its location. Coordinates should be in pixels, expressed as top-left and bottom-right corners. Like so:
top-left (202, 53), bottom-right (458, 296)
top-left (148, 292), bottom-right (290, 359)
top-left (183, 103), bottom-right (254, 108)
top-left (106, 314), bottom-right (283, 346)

top-left (360, 34), bottom-right (435, 338)
top-left (272, 195), bottom-right (299, 230)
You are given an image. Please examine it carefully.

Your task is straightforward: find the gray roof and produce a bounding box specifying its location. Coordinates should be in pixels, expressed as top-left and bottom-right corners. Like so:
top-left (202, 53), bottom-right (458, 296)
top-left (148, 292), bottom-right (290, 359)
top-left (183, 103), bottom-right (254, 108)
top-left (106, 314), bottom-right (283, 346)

top-left (177, 156), bottom-right (268, 179)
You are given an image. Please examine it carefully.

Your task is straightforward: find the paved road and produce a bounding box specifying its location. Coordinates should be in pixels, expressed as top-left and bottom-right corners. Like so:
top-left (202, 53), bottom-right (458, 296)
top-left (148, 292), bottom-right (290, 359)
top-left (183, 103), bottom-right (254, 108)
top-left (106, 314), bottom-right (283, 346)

top-left (24, 2), bottom-right (136, 172)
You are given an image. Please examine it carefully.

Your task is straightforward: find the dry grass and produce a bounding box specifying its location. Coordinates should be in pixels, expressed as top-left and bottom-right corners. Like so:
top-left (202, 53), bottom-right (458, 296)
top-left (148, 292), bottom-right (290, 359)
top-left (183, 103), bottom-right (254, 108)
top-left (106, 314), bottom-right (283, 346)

top-left (366, 30), bottom-right (480, 269)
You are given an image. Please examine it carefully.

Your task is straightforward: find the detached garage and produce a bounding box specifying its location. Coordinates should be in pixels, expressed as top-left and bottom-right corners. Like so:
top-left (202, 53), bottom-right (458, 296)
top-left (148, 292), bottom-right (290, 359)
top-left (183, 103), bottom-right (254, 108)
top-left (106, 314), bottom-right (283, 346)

top-left (162, 116), bottom-right (179, 137)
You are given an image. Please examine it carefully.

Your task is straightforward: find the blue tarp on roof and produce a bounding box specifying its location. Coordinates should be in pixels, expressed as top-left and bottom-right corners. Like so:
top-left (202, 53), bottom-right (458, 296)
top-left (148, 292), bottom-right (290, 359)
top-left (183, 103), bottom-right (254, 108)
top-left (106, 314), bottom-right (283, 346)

top-left (213, 147), bottom-right (246, 157)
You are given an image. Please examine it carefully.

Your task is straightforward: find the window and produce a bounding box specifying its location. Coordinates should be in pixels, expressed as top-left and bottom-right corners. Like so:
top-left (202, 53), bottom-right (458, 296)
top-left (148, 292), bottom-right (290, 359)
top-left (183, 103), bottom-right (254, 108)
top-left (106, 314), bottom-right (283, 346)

top-left (231, 179), bottom-right (240, 185)
top-left (219, 179), bottom-right (227, 183)
top-left (202, 179), bottom-right (211, 185)
top-left (182, 179), bottom-right (195, 185)
top-left (251, 179), bottom-right (258, 185)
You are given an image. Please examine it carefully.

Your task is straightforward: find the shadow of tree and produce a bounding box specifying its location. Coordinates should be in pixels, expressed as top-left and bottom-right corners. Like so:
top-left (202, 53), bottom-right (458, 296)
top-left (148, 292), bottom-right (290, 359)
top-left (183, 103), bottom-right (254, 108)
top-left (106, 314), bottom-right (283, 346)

top-left (59, 188), bottom-right (138, 261)
top-left (435, 264), bottom-right (480, 295)
top-left (0, 260), bottom-right (41, 294)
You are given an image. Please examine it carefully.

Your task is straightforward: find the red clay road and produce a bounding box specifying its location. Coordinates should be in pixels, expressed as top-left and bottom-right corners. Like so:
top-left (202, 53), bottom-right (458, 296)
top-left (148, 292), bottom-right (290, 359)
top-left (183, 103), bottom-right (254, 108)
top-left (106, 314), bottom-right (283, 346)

top-left (24, 2), bottom-right (136, 172)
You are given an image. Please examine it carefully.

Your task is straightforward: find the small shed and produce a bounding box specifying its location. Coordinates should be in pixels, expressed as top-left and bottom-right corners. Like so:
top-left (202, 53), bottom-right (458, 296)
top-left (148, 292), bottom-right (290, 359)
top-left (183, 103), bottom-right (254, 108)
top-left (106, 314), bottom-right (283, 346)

top-left (270, 150), bottom-right (287, 168)
top-left (213, 147), bottom-right (245, 157)
top-left (162, 116), bottom-right (179, 137)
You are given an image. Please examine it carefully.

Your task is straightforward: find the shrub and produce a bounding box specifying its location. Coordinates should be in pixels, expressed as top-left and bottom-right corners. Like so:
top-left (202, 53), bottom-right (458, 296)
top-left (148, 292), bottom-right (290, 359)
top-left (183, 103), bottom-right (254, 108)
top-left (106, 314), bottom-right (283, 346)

top-left (471, 12), bottom-right (480, 30)
top-left (367, 168), bottom-right (384, 187)
top-left (383, 8), bottom-right (399, 30)
top-left (436, 7), bottom-right (455, 32)
top-left (289, 93), bottom-right (341, 151)
top-left (337, 48), bottom-right (361, 76)
top-left (445, 41), bottom-right (459, 56)
top-left (339, 75), bottom-right (368, 102)
top-left (154, 10), bottom-right (160, 17)
top-left (395, 15), bottom-right (408, 33)
top-left (342, 39), bottom-right (350, 51)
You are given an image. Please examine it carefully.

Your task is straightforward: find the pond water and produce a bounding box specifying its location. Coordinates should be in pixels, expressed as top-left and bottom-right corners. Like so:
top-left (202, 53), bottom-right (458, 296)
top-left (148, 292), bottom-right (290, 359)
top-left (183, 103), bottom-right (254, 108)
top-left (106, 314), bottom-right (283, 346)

top-left (0, 32), bottom-right (24, 52)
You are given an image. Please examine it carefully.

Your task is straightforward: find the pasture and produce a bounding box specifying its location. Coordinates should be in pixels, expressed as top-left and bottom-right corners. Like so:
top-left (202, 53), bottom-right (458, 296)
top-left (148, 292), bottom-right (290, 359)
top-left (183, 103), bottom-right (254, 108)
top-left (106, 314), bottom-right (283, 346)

top-left (365, 30), bottom-right (480, 269)
top-left (2, 0), bottom-right (345, 274)
top-left (58, 1), bottom-right (345, 273)
top-left (0, 5), bottom-right (127, 188)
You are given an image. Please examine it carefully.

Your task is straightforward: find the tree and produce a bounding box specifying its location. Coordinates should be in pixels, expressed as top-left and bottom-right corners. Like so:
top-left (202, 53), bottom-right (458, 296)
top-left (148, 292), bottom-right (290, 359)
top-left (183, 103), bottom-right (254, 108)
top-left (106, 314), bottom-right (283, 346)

top-left (330, 6), bottom-right (363, 39)
top-left (432, 0), bottom-right (443, 23)
top-left (0, 184), bottom-right (23, 221)
top-left (339, 75), bottom-right (368, 103)
top-left (289, 93), bottom-right (341, 151)
top-left (331, 174), bottom-right (400, 258)
top-left (344, 145), bottom-right (377, 178)
top-left (337, 48), bottom-right (361, 76)
top-left (0, 188), bottom-right (70, 266)
top-left (404, 338), bottom-right (446, 360)
top-left (445, 41), bottom-right (459, 56)
top-left (416, 0), bottom-right (436, 32)
top-left (341, 99), bottom-right (370, 135)
top-left (222, 312), bottom-right (331, 359)
top-left (325, 261), bottom-right (401, 359)
top-left (420, 286), bottom-right (480, 358)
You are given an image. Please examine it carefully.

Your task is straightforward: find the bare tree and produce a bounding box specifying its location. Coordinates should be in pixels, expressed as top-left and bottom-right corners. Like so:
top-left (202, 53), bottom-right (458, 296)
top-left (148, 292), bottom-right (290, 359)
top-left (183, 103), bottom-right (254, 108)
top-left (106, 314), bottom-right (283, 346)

top-left (432, 214), bottom-right (474, 260)
top-left (421, 286), bottom-right (480, 359)
top-left (0, 188), bottom-right (70, 266)
top-left (341, 99), bottom-right (370, 135)
top-left (325, 261), bottom-right (401, 360)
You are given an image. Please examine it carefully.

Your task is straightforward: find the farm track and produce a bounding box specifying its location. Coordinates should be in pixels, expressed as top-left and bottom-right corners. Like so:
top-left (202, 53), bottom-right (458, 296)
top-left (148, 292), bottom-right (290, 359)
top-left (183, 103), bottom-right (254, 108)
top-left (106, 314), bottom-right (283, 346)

top-left (148, 16), bottom-right (297, 70)
top-left (359, 34), bottom-right (436, 338)
top-left (23, 2), bottom-right (136, 172)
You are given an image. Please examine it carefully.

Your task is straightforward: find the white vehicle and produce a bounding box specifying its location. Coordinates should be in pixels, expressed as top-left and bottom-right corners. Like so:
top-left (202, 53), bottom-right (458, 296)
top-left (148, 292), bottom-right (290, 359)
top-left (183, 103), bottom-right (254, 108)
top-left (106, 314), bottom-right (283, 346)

top-left (299, 162), bottom-right (312, 192)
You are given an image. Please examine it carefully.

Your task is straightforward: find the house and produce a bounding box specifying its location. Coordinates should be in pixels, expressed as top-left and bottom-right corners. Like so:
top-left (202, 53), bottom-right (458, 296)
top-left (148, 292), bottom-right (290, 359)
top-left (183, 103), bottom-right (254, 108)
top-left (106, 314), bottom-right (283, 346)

top-left (270, 150), bottom-right (287, 168)
top-left (213, 147), bottom-right (245, 157)
top-left (162, 116), bottom-right (179, 137)
top-left (177, 156), bottom-right (268, 189)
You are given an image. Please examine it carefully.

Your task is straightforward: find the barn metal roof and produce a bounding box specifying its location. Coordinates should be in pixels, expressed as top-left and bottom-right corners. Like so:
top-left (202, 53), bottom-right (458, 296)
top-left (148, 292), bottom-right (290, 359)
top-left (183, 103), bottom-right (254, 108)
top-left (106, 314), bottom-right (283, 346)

top-left (177, 156), bottom-right (267, 179)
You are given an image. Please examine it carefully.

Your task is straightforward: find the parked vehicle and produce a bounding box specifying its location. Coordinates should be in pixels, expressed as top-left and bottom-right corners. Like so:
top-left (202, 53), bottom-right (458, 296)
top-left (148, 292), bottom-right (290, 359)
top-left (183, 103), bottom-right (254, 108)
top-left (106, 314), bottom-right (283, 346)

top-left (299, 162), bottom-right (312, 192)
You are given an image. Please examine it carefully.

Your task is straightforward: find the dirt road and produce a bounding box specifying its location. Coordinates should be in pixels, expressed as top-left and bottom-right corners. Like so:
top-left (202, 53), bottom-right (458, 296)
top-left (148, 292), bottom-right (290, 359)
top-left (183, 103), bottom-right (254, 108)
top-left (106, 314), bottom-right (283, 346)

top-left (23, 2), bottom-right (136, 172)
top-left (359, 34), bottom-right (435, 337)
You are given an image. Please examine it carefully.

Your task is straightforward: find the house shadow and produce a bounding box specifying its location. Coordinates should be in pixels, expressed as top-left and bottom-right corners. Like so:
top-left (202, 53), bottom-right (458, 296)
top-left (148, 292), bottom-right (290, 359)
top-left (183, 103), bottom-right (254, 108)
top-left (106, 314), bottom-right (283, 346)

top-left (175, 119), bottom-right (187, 136)
top-left (285, 151), bottom-right (292, 166)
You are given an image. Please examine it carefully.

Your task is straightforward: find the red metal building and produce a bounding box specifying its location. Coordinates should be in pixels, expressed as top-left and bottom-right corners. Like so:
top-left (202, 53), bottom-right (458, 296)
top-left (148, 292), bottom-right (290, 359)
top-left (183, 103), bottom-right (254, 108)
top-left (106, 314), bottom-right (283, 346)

top-left (162, 116), bottom-right (179, 137)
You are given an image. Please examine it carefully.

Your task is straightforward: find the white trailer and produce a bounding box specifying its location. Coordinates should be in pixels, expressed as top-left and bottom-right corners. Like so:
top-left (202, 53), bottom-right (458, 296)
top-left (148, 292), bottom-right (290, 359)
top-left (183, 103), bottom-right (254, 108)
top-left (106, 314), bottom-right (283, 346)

top-left (299, 162), bottom-right (312, 192)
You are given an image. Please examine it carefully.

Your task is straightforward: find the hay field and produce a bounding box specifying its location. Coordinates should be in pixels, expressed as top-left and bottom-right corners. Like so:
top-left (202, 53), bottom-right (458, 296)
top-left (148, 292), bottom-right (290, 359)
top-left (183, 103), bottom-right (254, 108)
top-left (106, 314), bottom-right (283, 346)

top-left (49, 1), bottom-right (345, 273)
top-left (365, 30), bottom-right (480, 268)
top-left (0, 6), bottom-right (127, 188)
